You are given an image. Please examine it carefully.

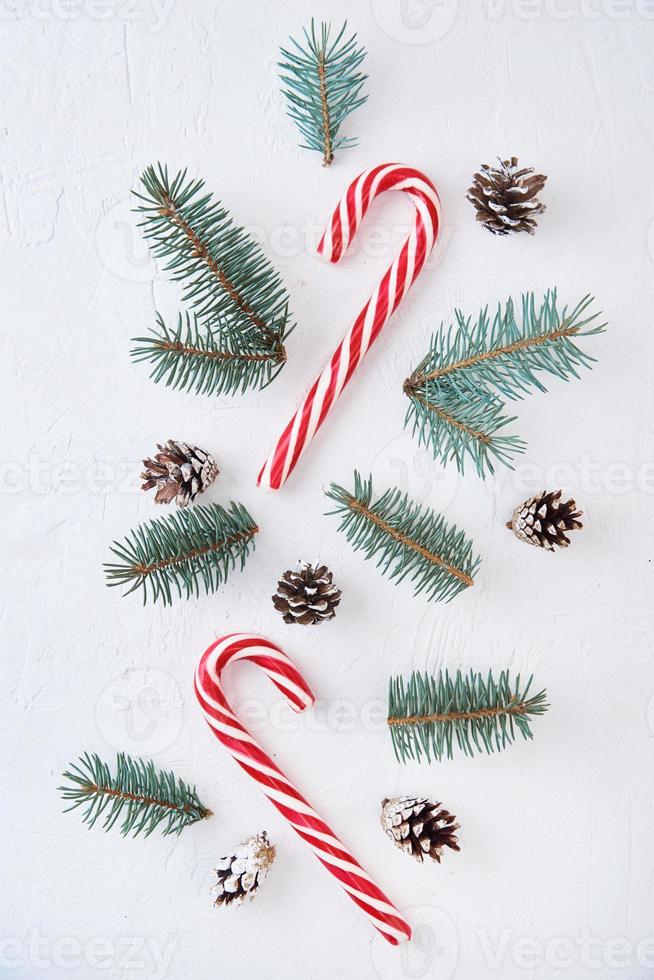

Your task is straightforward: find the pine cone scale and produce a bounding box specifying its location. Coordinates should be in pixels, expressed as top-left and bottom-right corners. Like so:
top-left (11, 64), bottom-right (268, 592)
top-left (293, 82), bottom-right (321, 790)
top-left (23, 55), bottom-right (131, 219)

top-left (155, 481), bottom-right (180, 505)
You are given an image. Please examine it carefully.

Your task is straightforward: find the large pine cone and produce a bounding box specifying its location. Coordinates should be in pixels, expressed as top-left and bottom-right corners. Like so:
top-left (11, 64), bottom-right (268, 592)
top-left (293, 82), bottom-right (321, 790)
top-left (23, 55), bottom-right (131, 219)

top-left (467, 157), bottom-right (546, 235)
top-left (381, 797), bottom-right (460, 863)
top-left (212, 832), bottom-right (275, 908)
top-left (141, 439), bottom-right (218, 507)
top-left (272, 563), bottom-right (341, 625)
top-left (506, 490), bottom-right (583, 551)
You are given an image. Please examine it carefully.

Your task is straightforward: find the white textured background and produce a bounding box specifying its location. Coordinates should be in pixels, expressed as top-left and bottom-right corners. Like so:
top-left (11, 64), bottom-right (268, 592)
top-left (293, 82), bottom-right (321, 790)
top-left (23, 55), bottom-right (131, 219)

top-left (3, 2), bottom-right (654, 978)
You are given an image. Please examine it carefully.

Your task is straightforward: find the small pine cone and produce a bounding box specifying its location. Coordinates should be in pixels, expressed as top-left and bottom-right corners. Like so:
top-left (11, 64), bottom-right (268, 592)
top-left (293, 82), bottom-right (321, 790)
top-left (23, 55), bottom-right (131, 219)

top-left (467, 156), bottom-right (547, 236)
top-left (506, 490), bottom-right (583, 551)
top-left (381, 797), bottom-right (460, 863)
top-left (141, 439), bottom-right (218, 507)
top-left (272, 563), bottom-right (341, 625)
top-left (212, 832), bottom-right (276, 908)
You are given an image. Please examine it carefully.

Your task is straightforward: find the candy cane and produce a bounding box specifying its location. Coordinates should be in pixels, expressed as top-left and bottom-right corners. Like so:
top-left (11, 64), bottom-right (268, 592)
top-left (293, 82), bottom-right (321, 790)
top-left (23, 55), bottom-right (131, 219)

top-left (257, 163), bottom-right (441, 491)
top-left (195, 633), bottom-right (412, 945)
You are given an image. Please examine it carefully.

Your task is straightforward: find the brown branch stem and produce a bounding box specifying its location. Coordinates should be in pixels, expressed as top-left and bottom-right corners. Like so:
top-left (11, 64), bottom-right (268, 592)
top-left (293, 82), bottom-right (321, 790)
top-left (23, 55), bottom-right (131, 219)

top-left (407, 321), bottom-right (579, 388)
top-left (388, 698), bottom-right (528, 728)
top-left (133, 526), bottom-right (259, 578)
top-left (158, 193), bottom-right (280, 346)
top-left (83, 783), bottom-right (211, 818)
top-left (345, 495), bottom-right (474, 588)
top-left (405, 388), bottom-right (491, 445)
top-left (156, 338), bottom-right (284, 365)
top-left (317, 52), bottom-right (333, 166)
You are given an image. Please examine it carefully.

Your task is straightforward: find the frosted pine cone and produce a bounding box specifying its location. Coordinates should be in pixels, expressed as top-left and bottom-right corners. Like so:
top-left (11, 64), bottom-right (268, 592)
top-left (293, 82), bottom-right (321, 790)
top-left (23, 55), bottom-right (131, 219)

top-left (506, 490), bottom-right (583, 551)
top-left (212, 832), bottom-right (276, 908)
top-left (141, 439), bottom-right (218, 507)
top-left (467, 157), bottom-right (547, 235)
top-left (381, 797), bottom-right (460, 863)
top-left (272, 563), bottom-right (341, 625)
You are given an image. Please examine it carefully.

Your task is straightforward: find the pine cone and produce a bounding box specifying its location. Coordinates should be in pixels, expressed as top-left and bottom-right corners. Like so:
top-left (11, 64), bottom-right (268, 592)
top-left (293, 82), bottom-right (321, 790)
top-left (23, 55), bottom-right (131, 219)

top-left (467, 157), bottom-right (547, 235)
top-left (272, 563), bottom-right (341, 625)
top-left (212, 832), bottom-right (276, 908)
top-left (506, 490), bottom-right (583, 551)
top-left (381, 797), bottom-right (460, 863)
top-left (141, 440), bottom-right (218, 507)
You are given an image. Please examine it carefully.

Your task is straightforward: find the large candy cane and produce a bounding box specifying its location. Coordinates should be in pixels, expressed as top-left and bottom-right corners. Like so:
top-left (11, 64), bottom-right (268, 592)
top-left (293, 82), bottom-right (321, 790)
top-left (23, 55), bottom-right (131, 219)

top-left (257, 163), bottom-right (441, 491)
top-left (195, 633), bottom-right (412, 945)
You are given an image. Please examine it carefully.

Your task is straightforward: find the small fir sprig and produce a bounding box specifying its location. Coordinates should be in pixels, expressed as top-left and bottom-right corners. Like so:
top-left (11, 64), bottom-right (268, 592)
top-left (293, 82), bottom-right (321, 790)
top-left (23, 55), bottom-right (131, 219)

top-left (104, 501), bottom-right (257, 605)
top-left (131, 313), bottom-right (288, 398)
top-left (403, 291), bottom-right (605, 477)
top-left (132, 164), bottom-right (293, 396)
top-left (388, 669), bottom-right (549, 763)
top-left (59, 752), bottom-right (212, 838)
top-left (279, 20), bottom-right (368, 166)
top-left (325, 472), bottom-right (480, 603)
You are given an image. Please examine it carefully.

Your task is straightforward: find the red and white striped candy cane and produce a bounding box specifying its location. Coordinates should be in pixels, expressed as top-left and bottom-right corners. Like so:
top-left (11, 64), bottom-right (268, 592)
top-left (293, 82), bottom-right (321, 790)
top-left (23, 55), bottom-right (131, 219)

top-left (257, 163), bottom-right (441, 491)
top-left (195, 633), bottom-right (412, 945)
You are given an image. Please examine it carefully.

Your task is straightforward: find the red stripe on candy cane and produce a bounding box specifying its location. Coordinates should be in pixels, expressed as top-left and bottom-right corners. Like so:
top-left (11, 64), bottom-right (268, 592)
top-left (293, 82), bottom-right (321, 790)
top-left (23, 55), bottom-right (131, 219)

top-left (195, 633), bottom-right (412, 945)
top-left (257, 164), bottom-right (441, 491)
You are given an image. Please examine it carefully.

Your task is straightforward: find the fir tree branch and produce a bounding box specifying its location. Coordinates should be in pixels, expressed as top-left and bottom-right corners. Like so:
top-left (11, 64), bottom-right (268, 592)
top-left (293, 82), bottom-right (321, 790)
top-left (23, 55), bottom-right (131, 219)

top-left (59, 752), bottom-right (212, 838)
top-left (279, 20), bottom-right (368, 165)
top-left (104, 502), bottom-right (258, 605)
top-left (135, 164), bottom-right (291, 345)
top-left (325, 472), bottom-right (480, 603)
top-left (132, 164), bottom-right (292, 396)
top-left (404, 290), bottom-right (605, 477)
top-left (347, 494), bottom-right (474, 587)
top-left (131, 313), bottom-right (286, 397)
top-left (388, 670), bottom-right (549, 763)
top-left (414, 320), bottom-right (584, 385)
top-left (159, 196), bottom-right (264, 333)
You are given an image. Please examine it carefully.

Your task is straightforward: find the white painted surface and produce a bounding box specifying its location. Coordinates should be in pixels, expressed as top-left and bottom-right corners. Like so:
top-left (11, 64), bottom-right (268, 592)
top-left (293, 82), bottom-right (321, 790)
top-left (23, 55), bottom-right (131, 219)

top-left (2, 2), bottom-right (653, 979)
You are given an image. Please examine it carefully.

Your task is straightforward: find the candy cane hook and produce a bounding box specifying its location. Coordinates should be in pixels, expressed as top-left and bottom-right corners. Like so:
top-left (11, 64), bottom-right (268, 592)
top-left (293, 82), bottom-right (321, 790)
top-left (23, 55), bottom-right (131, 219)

top-left (257, 163), bottom-right (441, 491)
top-left (195, 633), bottom-right (412, 945)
